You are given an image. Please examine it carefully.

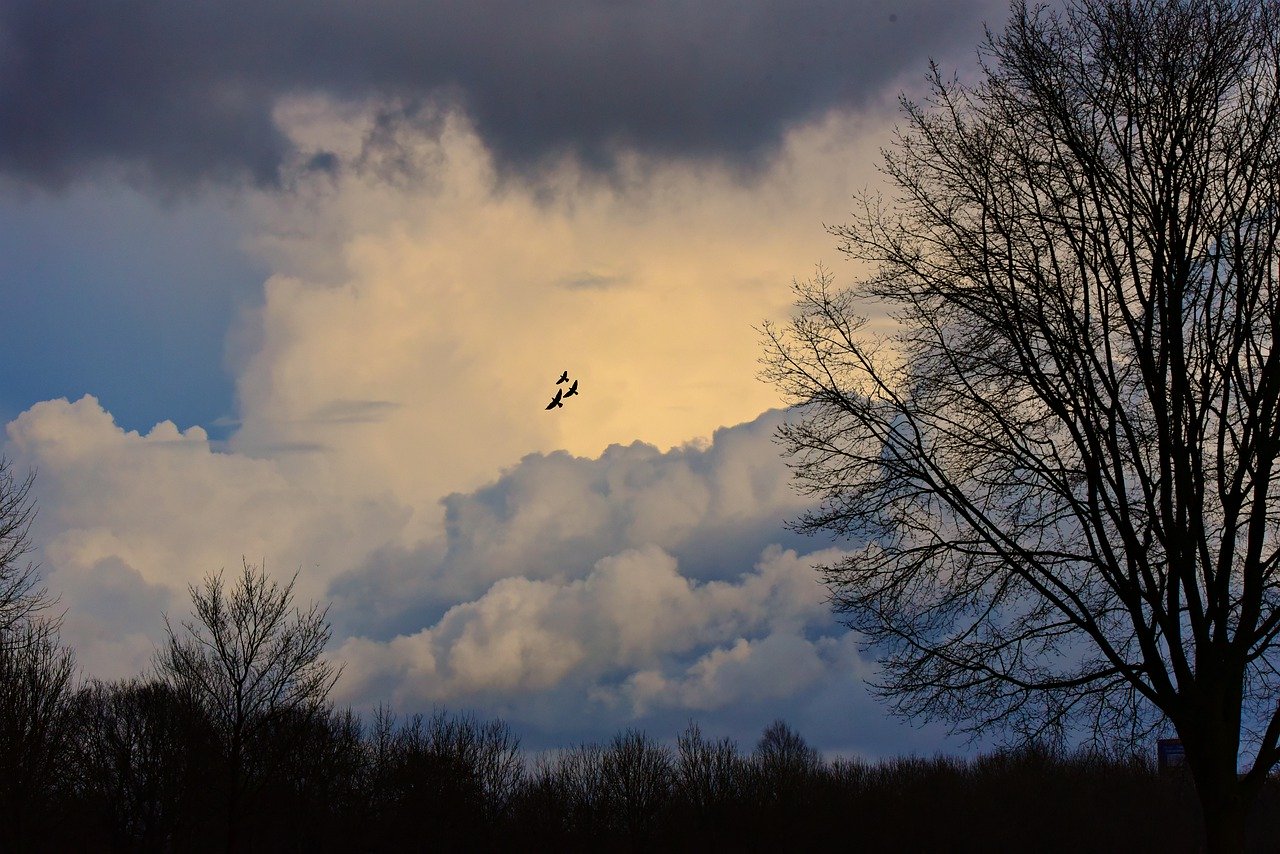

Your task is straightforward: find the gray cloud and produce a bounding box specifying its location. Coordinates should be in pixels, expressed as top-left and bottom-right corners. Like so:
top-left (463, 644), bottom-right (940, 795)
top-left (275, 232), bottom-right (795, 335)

top-left (0, 0), bottom-right (1004, 190)
top-left (326, 409), bottom-right (821, 640)
top-left (5, 393), bottom-right (968, 754)
top-left (559, 271), bottom-right (630, 291)
top-left (322, 408), bottom-right (957, 753)
top-left (307, 399), bottom-right (401, 425)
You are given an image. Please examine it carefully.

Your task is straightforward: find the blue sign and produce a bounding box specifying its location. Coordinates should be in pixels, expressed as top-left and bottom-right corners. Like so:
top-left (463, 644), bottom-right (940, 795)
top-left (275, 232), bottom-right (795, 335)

top-left (1158, 738), bottom-right (1185, 772)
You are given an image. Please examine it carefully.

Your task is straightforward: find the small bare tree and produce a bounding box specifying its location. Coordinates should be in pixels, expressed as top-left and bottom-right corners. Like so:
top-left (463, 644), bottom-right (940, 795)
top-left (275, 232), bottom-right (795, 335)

top-left (762, 1), bottom-right (1280, 850)
top-left (600, 729), bottom-right (673, 839)
top-left (0, 458), bottom-right (52, 644)
top-left (675, 722), bottom-right (744, 815)
top-left (0, 458), bottom-right (75, 847)
top-left (0, 620), bottom-right (75, 849)
top-left (69, 678), bottom-right (217, 848)
top-left (752, 719), bottom-right (823, 802)
top-left (157, 559), bottom-right (339, 851)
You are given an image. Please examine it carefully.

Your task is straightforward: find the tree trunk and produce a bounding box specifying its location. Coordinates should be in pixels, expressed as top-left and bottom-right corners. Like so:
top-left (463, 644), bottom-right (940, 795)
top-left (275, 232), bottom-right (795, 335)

top-left (1199, 785), bottom-right (1246, 854)
top-left (227, 729), bottom-right (243, 853)
top-left (1187, 709), bottom-right (1249, 854)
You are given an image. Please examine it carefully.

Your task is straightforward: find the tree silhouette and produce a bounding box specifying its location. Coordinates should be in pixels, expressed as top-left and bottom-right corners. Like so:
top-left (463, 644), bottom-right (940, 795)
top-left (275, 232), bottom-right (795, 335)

top-left (364, 707), bottom-right (523, 848)
top-left (251, 704), bottom-right (364, 850)
top-left (675, 721), bottom-right (743, 818)
top-left (157, 559), bottom-right (340, 851)
top-left (753, 719), bottom-right (822, 803)
top-left (0, 458), bottom-right (52, 642)
top-left (599, 729), bottom-right (673, 840)
top-left (761, 1), bottom-right (1280, 850)
top-left (68, 678), bottom-right (219, 849)
top-left (0, 620), bottom-right (75, 849)
top-left (0, 459), bottom-right (76, 849)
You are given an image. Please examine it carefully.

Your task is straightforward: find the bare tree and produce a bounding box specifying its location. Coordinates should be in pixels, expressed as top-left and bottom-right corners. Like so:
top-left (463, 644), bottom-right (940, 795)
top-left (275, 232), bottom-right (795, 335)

top-left (599, 729), bottom-right (673, 839)
top-left (364, 706), bottom-right (524, 846)
top-left (753, 719), bottom-right (823, 802)
top-left (675, 721), bottom-right (744, 815)
top-left (761, 1), bottom-right (1280, 850)
top-left (157, 559), bottom-right (340, 851)
top-left (0, 458), bottom-right (52, 644)
top-left (0, 458), bottom-right (77, 847)
top-left (0, 620), bottom-right (75, 849)
top-left (68, 678), bottom-right (218, 848)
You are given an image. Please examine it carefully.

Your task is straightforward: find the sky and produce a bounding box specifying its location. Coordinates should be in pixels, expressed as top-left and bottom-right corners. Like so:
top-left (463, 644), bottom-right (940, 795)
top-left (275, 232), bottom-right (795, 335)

top-left (0, 0), bottom-right (1011, 756)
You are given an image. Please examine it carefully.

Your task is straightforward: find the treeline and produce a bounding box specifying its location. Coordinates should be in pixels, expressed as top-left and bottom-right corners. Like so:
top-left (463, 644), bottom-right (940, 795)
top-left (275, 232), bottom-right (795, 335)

top-left (5, 694), bottom-right (1280, 852)
top-left (3, 462), bottom-right (1280, 851)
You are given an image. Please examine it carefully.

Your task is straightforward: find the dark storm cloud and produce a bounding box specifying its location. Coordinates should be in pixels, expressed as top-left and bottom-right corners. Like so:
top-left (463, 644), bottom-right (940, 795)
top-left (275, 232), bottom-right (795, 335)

top-left (0, 0), bottom-right (1003, 189)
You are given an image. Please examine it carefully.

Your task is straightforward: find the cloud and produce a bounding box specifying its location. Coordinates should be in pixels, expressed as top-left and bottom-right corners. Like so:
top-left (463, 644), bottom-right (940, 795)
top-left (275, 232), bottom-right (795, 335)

top-left (305, 399), bottom-right (402, 425)
top-left (5, 392), bottom-right (957, 754)
top-left (225, 97), bottom-right (903, 514)
top-left (4, 97), bottom-right (892, 680)
top-left (324, 409), bottom-right (818, 639)
top-left (3, 394), bottom-right (410, 678)
top-left (0, 92), bottom-right (974, 754)
top-left (55, 555), bottom-right (176, 682)
top-left (1, 394), bottom-right (842, 733)
top-left (0, 0), bottom-right (1006, 190)
top-left (334, 543), bottom-right (837, 704)
top-left (559, 272), bottom-right (629, 292)
top-left (320, 413), bottom-right (880, 749)
top-left (614, 634), bottom-right (833, 714)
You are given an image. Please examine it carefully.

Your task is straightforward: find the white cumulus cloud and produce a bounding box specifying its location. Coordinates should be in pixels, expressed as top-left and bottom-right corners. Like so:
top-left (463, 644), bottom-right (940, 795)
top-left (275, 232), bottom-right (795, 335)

top-left (335, 542), bottom-right (839, 707)
top-left (1, 99), bottom-right (965, 754)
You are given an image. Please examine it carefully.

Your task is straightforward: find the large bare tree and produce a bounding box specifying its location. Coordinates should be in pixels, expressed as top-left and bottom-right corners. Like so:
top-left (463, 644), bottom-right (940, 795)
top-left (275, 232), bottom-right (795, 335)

top-left (761, 1), bottom-right (1280, 850)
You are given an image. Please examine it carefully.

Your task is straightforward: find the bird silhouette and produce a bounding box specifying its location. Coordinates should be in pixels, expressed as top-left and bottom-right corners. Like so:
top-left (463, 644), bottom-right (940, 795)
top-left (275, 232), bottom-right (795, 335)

top-left (564, 379), bottom-right (579, 397)
top-left (546, 388), bottom-right (564, 410)
top-left (556, 371), bottom-right (569, 384)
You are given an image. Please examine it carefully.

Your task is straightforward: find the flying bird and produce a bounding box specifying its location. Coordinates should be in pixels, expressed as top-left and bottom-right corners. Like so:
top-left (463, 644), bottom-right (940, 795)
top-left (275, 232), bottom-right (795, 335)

top-left (556, 371), bottom-right (570, 384)
top-left (564, 379), bottom-right (579, 397)
top-left (546, 388), bottom-right (564, 410)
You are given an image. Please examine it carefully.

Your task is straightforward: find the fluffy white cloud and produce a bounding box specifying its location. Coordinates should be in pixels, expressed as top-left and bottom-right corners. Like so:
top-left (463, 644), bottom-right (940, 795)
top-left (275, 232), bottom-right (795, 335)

top-left (334, 543), bottom-right (837, 706)
top-left (321, 419), bottom-right (890, 749)
top-left (4, 395), bottom-right (409, 678)
top-left (5, 392), bottom-right (955, 753)
top-left (226, 99), bottom-right (891, 531)
top-left (325, 408), bottom-right (814, 632)
top-left (2, 100), bottom-right (960, 753)
top-left (614, 634), bottom-right (833, 715)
